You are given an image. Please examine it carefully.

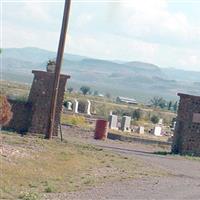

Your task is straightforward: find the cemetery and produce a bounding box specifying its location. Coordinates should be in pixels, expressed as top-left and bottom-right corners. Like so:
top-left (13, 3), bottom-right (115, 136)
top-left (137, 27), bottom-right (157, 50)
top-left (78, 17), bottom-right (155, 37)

top-left (3, 69), bottom-right (199, 154)
top-left (1, 1), bottom-right (200, 199)
top-left (62, 96), bottom-right (174, 144)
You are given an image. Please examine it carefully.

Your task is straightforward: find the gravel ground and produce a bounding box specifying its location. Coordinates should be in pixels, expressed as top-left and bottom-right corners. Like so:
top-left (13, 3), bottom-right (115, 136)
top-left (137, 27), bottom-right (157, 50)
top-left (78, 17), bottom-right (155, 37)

top-left (44, 126), bottom-right (200, 200)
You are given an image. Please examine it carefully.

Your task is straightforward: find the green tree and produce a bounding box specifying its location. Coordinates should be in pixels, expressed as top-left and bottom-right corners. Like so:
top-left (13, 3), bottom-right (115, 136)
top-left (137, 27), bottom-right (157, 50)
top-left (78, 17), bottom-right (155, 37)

top-left (173, 101), bottom-right (178, 112)
top-left (132, 109), bottom-right (142, 121)
top-left (150, 96), bottom-right (166, 109)
top-left (168, 101), bottom-right (173, 110)
top-left (151, 115), bottom-right (159, 124)
top-left (80, 86), bottom-right (91, 95)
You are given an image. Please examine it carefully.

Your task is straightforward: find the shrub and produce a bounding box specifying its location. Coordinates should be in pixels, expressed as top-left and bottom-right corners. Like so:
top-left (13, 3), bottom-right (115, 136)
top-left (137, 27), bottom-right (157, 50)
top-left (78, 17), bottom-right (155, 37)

top-left (151, 115), bottom-right (159, 124)
top-left (61, 115), bottom-right (86, 126)
top-left (19, 192), bottom-right (39, 200)
top-left (0, 95), bottom-right (13, 126)
top-left (44, 185), bottom-right (55, 193)
top-left (132, 109), bottom-right (142, 121)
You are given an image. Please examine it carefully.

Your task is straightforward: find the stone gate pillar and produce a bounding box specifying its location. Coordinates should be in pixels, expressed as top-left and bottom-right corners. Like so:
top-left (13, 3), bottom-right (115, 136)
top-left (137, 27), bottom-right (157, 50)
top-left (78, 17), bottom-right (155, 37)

top-left (172, 93), bottom-right (200, 156)
top-left (28, 70), bottom-right (70, 136)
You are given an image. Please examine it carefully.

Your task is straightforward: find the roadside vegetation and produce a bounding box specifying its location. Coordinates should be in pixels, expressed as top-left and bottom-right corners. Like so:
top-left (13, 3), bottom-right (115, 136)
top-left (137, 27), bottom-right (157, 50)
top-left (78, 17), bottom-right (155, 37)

top-left (61, 114), bottom-right (89, 128)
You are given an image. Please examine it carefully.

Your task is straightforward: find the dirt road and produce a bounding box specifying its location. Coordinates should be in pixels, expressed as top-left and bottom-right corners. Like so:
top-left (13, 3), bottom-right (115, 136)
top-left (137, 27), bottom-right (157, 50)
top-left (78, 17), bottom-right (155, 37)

top-left (45, 126), bottom-right (200, 200)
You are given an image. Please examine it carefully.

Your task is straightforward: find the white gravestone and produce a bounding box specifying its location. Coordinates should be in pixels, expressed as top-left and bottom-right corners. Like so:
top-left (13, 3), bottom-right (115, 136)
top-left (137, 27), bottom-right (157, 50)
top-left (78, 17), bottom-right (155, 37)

top-left (67, 102), bottom-right (72, 110)
top-left (138, 126), bottom-right (145, 134)
top-left (109, 115), bottom-right (118, 130)
top-left (154, 126), bottom-right (162, 136)
top-left (121, 116), bottom-right (131, 132)
top-left (86, 100), bottom-right (91, 115)
top-left (74, 99), bottom-right (79, 114)
top-left (158, 118), bottom-right (163, 125)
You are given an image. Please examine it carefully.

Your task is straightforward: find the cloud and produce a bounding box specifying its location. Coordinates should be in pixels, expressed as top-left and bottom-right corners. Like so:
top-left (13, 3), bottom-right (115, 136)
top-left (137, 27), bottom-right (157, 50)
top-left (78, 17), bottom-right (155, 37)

top-left (68, 33), bottom-right (159, 63)
top-left (2, 1), bottom-right (200, 71)
top-left (178, 54), bottom-right (200, 69)
top-left (22, 2), bottom-right (51, 22)
top-left (3, 22), bottom-right (60, 50)
top-left (113, 0), bottom-right (200, 48)
top-left (74, 13), bottom-right (93, 29)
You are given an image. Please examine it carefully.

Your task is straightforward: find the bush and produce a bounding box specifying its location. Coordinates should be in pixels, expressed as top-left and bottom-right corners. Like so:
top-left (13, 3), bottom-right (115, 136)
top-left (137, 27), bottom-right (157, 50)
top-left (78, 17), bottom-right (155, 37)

top-left (132, 109), bottom-right (142, 120)
top-left (61, 115), bottom-right (86, 126)
top-left (44, 185), bottom-right (55, 193)
top-left (19, 192), bottom-right (39, 200)
top-left (151, 115), bottom-right (159, 124)
top-left (0, 95), bottom-right (13, 126)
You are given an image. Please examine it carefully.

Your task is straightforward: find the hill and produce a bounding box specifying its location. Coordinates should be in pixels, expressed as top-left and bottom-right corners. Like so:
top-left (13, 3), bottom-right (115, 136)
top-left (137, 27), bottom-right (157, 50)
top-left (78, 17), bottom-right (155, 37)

top-left (1, 47), bottom-right (200, 102)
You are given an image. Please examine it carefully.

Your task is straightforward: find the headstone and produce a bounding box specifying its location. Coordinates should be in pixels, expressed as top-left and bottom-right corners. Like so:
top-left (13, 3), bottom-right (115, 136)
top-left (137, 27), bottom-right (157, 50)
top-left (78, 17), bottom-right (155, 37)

top-left (138, 126), bottom-right (145, 134)
top-left (109, 115), bottom-right (118, 130)
top-left (73, 99), bottom-right (79, 114)
top-left (172, 121), bottom-right (176, 130)
top-left (86, 100), bottom-right (91, 115)
top-left (67, 101), bottom-right (72, 110)
top-left (158, 118), bottom-right (163, 125)
top-left (121, 116), bottom-right (131, 132)
top-left (153, 126), bottom-right (162, 136)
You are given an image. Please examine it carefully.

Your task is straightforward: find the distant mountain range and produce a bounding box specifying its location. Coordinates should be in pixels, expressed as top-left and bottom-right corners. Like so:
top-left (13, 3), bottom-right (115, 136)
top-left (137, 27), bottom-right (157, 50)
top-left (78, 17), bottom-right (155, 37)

top-left (1, 47), bottom-right (200, 102)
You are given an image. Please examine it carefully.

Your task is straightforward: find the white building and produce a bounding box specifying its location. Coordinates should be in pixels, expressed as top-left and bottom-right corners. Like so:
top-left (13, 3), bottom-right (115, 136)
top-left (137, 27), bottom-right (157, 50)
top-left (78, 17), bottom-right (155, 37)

top-left (116, 96), bottom-right (138, 105)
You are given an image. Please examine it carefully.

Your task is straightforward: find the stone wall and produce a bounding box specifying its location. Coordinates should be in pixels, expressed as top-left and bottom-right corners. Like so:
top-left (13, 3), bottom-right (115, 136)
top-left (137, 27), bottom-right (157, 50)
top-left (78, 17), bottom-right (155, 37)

top-left (3, 99), bottom-right (32, 133)
top-left (172, 93), bottom-right (200, 156)
top-left (28, 70), bottom-right (70, 136)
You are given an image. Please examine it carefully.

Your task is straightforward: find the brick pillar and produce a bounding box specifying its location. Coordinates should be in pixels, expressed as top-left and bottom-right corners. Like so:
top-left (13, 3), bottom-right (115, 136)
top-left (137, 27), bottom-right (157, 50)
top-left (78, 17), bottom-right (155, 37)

top-left (28, 70), bottom-right (70, 136)
top-left (172, 93), bottom-right (200, 156)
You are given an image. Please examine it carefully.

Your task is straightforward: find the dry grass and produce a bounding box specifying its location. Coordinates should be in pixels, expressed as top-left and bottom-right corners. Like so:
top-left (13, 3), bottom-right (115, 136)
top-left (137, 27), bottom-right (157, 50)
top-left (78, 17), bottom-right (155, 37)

top-left (0, 80), bottom-right (29, 98)
top-left (61, 114), bottom-right (88, 127)
top-left (0, 131), bottom-right (165, 200)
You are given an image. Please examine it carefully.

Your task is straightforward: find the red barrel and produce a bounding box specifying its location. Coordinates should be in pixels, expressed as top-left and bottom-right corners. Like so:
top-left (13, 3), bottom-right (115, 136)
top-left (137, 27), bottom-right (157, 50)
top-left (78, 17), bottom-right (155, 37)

top-left (94, 119), bottom-right (108, 140)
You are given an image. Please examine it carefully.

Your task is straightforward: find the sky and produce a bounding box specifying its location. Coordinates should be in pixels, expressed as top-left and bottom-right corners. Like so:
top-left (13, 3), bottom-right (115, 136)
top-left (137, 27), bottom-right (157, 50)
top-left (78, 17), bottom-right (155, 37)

top-left (1, 0), bottom-right (200, 71)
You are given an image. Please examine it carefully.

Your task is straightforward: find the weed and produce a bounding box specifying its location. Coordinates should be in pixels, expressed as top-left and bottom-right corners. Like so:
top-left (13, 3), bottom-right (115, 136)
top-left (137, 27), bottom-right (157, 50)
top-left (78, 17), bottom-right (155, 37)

top-left (28, 183), bottom-right (37, 188)
top-left (44, 185), bottom-right (55, 193)
top-left (61, 115), bottom-right (87, 127)
top-left (44, 186), bottom-right (54, 193)
top-left (83, 179), bottom-right (94, 185)
top-left (19, 192), bottom-right (39, 200)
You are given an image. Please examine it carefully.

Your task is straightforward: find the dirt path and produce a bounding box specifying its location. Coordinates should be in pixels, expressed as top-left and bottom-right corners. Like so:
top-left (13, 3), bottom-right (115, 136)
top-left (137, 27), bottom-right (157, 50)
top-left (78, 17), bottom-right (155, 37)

top-left (44, 126), bottom-right (200, 200)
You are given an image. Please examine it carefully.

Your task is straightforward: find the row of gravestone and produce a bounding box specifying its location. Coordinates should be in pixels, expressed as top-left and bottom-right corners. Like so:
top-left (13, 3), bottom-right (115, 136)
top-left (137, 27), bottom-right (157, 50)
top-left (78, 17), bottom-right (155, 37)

top-left (109, 114), bottom-right (164, 136)
top-left (64, 99), bottom-right (91, 115)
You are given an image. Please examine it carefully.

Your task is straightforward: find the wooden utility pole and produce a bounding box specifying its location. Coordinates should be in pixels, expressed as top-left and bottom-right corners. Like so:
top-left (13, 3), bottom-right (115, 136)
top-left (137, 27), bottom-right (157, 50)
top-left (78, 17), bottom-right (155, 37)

top-left (46, 0), bottom-right (71, 139)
